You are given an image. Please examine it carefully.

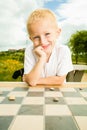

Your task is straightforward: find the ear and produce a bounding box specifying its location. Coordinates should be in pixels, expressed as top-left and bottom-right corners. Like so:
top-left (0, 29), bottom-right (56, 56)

top-left (29, 36), bottom-right (32, 41)
top-left (56, 28), bottom-right (61, 38)
top-left (57, 28), bottom-right (61, 35)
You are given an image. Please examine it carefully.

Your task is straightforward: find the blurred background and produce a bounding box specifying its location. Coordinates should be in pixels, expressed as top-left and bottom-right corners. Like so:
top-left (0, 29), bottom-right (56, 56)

top-left (0, 0), bottom-right (87, 81)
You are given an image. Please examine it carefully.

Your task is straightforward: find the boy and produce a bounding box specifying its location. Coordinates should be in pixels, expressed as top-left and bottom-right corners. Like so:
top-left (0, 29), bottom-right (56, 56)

top-left (23, 8), bottom-right (73, 86)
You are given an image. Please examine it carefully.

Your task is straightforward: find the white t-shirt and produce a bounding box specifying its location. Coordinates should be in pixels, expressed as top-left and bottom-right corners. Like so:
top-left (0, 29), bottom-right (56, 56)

top-left (24, 42), bottom-right (73, 77)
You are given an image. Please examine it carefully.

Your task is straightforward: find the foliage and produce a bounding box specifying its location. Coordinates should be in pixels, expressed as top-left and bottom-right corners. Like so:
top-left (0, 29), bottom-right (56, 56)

top-left (0, 49), bottom-right (24, 81)
top-left (68, 30), bottom-right (87, 64)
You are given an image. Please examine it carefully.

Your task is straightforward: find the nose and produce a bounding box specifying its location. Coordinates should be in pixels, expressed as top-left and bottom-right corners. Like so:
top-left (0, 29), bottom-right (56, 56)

top-left (40, 36), bottom-right (47, 46)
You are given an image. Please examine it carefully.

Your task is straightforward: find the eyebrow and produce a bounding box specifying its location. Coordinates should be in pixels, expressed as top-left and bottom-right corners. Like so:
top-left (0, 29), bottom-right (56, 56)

top-left (33, 35), bottom-right (40, 39)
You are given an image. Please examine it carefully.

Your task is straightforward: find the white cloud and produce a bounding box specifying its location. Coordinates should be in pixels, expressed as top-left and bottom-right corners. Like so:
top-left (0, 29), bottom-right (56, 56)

top-left (0, 0), bottom-right (44, 51)
top-left (0, 0), bottom-right (26, 51)
top-left (58, 1), bottom-right (86, 18)
top-left (15, 0), bottom-right (38, 21)
top-left (56, 0), bottom-right (87, 44)
top-left (15, 0), bottom-right (45, 21)
top-left (0, 0), bottom-right (87, 51)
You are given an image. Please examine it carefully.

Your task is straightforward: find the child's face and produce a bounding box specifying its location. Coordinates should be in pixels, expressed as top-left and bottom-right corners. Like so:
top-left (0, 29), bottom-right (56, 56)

top-left (29, 18), bottom-right (61, 55)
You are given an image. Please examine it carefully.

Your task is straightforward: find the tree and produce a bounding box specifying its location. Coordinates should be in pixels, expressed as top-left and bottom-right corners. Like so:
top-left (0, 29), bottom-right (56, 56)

top-left (68, 30), bottom-right (87, 64)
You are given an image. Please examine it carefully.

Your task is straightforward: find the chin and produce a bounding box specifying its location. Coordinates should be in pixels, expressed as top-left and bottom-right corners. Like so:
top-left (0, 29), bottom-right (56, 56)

top-left (45, 48), bottom-right (52, 55)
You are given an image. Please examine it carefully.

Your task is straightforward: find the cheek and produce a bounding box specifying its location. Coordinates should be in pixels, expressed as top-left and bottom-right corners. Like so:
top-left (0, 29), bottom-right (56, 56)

top-left (33, 41), bottom-right (40, 48)
top-left (48, 33), bottom-right (57, 41)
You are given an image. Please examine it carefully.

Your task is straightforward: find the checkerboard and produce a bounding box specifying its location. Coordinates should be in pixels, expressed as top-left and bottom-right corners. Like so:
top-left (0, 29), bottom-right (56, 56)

top-left (0, 86), bottom-right (87, 130)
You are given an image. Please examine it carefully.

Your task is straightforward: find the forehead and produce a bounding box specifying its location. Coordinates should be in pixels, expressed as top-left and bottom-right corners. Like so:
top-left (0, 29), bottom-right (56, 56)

top-left (29, 18), bottom-right (57, 34)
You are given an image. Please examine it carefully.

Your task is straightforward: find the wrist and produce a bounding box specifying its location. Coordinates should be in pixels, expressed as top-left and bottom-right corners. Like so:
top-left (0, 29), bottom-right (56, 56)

top-left (39, 56), bottom-right (46, 63)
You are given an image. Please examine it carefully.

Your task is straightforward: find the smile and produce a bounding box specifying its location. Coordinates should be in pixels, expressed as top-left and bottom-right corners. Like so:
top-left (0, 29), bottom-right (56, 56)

top-left (42, 44), bottom-right (50, 49)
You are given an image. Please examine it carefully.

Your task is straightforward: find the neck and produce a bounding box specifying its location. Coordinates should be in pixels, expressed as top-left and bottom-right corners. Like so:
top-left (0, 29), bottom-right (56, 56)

top-left (46, 53), bottom-right (52, 62)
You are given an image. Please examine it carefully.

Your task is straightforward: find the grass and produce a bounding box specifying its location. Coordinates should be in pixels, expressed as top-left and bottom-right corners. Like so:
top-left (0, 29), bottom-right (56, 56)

top-left (0, 49), bottom-right (87, 81)
top-left (0, 50), bottom-right (24, 81)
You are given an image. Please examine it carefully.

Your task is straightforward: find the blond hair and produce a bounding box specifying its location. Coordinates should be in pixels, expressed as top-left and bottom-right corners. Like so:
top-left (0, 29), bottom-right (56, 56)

top-left (27, 8), bottom-right (58, 35)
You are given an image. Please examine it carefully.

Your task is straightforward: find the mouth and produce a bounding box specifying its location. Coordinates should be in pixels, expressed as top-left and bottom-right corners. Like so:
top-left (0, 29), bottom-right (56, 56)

top-left (42, 44), bottom-right (50, 49)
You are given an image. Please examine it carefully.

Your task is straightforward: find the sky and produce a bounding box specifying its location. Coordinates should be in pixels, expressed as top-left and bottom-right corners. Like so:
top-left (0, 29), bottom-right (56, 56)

top-left (0, 0), bottom-right (87, 51)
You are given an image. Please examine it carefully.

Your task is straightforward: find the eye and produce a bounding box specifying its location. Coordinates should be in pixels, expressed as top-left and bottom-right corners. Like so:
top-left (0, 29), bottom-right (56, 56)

top-left (45, 33), bottom-right (50, 36)
top-left (33, 36), bottom-right (39, 40)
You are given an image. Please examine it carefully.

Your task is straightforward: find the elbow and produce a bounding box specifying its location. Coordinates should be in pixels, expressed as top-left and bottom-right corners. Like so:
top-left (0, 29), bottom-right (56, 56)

top-left (23, 74), bottom-right (36, 86)
top-left (29, 80), bottom-right (37, 86)
top-left (24, 75), bottom-right (37, 86)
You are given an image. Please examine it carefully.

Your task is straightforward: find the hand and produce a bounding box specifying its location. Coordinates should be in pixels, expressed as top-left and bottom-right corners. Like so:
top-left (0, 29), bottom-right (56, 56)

top-left (33, 46), bottom-right (47, 62)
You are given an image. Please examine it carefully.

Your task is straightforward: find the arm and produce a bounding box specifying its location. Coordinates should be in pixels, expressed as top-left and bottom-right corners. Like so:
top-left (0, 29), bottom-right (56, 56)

top-left (24, 74), bottom-right (66, 86)
top-left (37, 75), bottom-right (66, 85)
top-left (24, 58), bottom-right (45, 86)
top-left (24, 46), bottom-right (47, 86)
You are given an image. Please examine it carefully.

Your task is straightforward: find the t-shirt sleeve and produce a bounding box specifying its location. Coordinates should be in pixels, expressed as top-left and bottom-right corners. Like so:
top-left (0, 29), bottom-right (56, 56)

top-left (56, 46), bottom-right (73, 76)
top-left (24, 44), bottom-right (35, 74)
